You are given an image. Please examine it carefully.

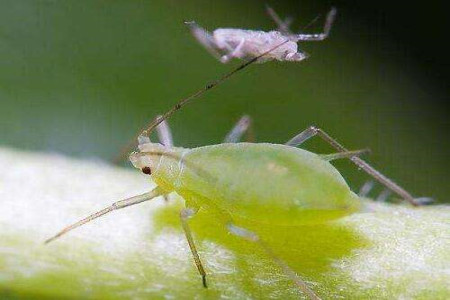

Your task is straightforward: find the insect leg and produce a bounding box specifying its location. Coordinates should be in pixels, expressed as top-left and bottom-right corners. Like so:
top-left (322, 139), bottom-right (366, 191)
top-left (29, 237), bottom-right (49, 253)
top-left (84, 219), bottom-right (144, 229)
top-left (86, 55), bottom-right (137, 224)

top-left (320, 148), bottom-right (370, 161)
top-left (286, 126), bottom-right (420, 206)
top-left (376, 189), bottom-right (391, 202)
top-left (45, 187), bottom-right (166, 244)
top-left (180, 207), bottom-right (208, 288)
top-left (184, 21), bottom-right (223, 61)
top-left (220, 38), bottom-right (246, 63)
top-left (292, 7), bottom-right (337, 41)
top-left (358, 181), bottom-right (375, 198)
top-left (227, 223), bottom-right (321, 300)
top-left (265, 5), bottom-right (293, 35)
top-left (223, 115), bottom-right (255, 143)
top-left (154, 116), bottom-right (174, 202)
top-left (114, 114), bottom-right (174, 164)
top-left (155, 115), bottom-right (174, 147)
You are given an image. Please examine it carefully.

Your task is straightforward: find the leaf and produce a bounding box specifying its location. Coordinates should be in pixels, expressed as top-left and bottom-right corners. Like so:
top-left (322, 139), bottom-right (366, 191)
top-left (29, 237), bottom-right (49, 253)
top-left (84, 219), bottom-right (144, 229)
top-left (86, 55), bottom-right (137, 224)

top-left (0, 147), bottom-right (449, 299)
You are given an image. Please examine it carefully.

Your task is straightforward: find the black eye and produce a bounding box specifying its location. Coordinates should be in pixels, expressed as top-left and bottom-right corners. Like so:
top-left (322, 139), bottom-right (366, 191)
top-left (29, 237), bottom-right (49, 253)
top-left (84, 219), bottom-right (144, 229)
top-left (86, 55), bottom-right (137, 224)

top-left (141, 166), bottom-right (152, 175)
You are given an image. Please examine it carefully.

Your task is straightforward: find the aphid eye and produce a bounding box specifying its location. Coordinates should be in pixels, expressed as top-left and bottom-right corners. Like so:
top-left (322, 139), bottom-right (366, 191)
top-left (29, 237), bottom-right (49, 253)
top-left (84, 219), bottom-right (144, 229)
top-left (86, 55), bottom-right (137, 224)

top-left (141, 166), bottom-right (152, 175)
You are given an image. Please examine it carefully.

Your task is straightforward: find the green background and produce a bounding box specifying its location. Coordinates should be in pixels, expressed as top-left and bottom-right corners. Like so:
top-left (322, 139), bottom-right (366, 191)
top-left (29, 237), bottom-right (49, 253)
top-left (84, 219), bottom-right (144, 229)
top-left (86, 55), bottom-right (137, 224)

top-left (0, 0), bottom-right (448, 202)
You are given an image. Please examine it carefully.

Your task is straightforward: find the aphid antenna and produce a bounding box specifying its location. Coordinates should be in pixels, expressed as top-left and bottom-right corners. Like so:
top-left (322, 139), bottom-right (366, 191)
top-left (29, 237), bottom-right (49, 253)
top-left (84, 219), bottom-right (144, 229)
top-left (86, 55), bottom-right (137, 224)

top-left (113, 39), bottom-right (291, 164)
top-left (45, 150), bottom-right (217, 244)
top-left (138, 39), bottom-right (292, 140)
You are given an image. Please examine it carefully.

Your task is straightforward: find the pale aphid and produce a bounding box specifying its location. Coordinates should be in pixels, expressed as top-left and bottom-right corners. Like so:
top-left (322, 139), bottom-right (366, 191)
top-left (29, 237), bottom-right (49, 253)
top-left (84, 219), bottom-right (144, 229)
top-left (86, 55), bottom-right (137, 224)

top-left (185, 6), bottom-right (337, 63)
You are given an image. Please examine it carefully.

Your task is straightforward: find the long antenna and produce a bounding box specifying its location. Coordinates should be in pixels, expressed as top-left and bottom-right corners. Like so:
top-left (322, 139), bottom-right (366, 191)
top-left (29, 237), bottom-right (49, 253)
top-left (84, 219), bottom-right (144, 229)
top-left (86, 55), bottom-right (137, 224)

top-left (113, 39), bottom-right (290, 164)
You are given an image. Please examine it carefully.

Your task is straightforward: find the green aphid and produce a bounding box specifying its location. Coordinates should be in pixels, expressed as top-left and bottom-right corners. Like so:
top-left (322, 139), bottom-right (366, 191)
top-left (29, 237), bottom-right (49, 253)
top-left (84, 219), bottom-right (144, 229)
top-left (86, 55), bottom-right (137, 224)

top-left (45, 40), bottom-right (422, 300)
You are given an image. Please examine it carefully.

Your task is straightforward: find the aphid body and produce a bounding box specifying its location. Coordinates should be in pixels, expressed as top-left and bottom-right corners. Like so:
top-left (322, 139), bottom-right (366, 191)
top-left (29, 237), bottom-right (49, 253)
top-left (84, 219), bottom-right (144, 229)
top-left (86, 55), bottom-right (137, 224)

top-left (131, 142), bottom-right (361, 226)
top-left (208, 29), bottom-right (306, 62)
top-left (186, 6), bottom-right (337, 63)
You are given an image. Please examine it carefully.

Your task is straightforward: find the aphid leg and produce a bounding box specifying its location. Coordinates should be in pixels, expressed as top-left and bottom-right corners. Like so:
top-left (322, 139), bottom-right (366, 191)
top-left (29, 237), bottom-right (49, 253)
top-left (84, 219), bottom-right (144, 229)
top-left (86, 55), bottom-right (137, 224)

top-left (155, 115), bottom-right (174, 147)
top-left (376, 189), bottom-right (391, 202)
top-left (285, 126), bottom-right (419, 206)
top-left (184, 21), bottom-right (223, 61)
top-left (114, 114), bottom-right (173, 164)
top-left (220, 38), bottom-right (246, 63)
top-left (320, 148), bottom-right (370, 161)
top-left (45, 187), bottom-right (166, 244)
top-left (413, 197), bottom-right (435, 205)
top-left (226, 223), bottom-right (321, 300)
top-left (265, 5), bottom-right (293, 35)
top-left (155, 115), bottom-right (174, 202)
top-left (358, 181), bottom-right (375, 198)
top-left (223, 115), bottom-right (254, 143)
top-left (180, 207), bottom-right (208, 288)
top-left (292, 7), bottom-right (337, 41)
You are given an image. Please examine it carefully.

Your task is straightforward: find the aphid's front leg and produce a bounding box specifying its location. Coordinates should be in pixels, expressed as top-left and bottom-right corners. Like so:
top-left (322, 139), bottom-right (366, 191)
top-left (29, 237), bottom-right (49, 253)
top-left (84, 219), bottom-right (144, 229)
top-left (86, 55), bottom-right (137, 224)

top-left (155, 115), bottom-right (174, 147)
top-left (223, 115), bottom-right (254, 143)
top-left (292, 7), bottom-right (337, 42)
top-left (184, 21), bottom-right (223, 61)
top-left (226, 223), bottom-right (321, 300)
top-left (180, 207), bottom-right (208, 288)
top-left (113, 115), bottom-right (173, 164)
top-left (285, 126), bottom-right (420, 206)
top-left (220, 38), bottom-right (246, 63)
top-left (155, 116), bottom-right (174, 202)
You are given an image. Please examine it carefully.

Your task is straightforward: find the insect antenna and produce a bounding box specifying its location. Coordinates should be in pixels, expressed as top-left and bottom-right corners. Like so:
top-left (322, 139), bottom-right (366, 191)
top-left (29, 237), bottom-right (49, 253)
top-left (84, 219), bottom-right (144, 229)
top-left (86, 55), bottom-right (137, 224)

top-left (46, 150), bottom-right (216, 244)
top-left (113, 39), bottom-right (291, 164)
top-left (44, 187), bottom-right (165, 244)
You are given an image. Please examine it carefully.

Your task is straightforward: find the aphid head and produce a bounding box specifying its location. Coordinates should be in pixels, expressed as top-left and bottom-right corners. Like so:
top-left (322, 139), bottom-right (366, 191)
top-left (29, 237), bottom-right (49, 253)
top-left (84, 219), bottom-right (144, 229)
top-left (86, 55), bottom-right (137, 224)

top-left (129, 138), bottom-right (187, 190)
top-left (129, 140), bottom-right (169, 174)
top-left (284, 51), bottom-right (308, 61)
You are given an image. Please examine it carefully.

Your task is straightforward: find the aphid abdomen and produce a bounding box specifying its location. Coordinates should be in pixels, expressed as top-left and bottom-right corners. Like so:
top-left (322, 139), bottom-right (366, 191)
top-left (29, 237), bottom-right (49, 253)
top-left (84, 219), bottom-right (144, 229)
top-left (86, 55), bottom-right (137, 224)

top-left (179, 143), bottom-right (361, 226)
top-left (212, 29), bottom-right (302, 62)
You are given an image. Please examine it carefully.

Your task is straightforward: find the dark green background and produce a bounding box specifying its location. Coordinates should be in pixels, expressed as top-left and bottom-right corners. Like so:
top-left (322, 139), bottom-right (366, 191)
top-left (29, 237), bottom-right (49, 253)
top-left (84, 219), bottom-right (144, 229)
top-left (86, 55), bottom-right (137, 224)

top-left (0, 0), bottom-right (448, 202)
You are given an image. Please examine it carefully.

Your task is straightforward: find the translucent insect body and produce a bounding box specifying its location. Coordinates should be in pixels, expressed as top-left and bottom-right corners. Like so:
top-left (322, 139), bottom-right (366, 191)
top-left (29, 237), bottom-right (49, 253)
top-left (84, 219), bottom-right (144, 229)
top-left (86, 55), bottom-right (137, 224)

top-left (185, 6), bottom-right (337, 63)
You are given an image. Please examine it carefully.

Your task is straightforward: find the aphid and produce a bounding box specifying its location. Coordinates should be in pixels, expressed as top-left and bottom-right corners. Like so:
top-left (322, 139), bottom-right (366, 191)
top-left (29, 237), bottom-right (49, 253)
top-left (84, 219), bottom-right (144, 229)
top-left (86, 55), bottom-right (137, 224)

top-left (185, 6), bottom-right (337, 63)
top-left (45, 111), bottom-right (423, 299)
top-left (44, 12), bottom-right (427, 300)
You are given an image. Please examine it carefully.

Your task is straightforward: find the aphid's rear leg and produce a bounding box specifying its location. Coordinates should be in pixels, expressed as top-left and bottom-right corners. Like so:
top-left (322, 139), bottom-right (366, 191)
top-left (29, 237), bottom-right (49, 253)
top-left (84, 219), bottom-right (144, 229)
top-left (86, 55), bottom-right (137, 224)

top-left (320, 148), bottom-right (370, 161)
top-left (285, 126), bottom-right (420, 206)
top-left (180, 207), bottom-right (208, 288)
top-left (184, 21), bottom-right (223, 61)
top-left (226, 223), bottom-right (321, 300)
top-left (292, 7), bottom-right (337, 41)
top-left (223, 115), bottom-right (255, 143)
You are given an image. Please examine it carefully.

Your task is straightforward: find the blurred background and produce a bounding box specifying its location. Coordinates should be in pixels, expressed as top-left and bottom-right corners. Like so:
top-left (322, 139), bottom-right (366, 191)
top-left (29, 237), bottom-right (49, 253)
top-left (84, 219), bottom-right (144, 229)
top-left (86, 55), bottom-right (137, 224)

top-left (0, 0), bottom-right (448, 202)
